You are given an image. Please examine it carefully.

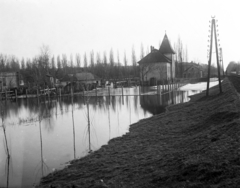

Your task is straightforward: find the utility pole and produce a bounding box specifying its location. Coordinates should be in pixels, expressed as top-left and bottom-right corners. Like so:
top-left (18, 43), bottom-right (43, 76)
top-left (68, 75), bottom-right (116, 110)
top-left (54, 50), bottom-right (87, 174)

top-left (219, 48), bottom-right (224, 76)
top-left (206, 17), bottom-right (222, 96)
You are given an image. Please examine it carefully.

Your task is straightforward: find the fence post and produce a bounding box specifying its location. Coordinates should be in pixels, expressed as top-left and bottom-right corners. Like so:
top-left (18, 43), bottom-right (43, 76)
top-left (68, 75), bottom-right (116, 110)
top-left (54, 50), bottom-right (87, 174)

top-left (37, 88), bottom-right (39, 99)
top-left (15, 89), bottom-right (17, 100)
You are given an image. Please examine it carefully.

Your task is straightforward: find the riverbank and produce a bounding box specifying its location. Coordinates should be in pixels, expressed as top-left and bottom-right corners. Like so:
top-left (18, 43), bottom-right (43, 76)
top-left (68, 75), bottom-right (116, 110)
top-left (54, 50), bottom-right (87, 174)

top-left (38, 77), bottom-right (240, 188)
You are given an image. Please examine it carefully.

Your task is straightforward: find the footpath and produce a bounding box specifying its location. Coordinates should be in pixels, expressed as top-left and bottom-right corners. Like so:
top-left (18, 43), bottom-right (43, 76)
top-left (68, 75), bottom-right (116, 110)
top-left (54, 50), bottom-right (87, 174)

top-left (38, 77), bottom-right (240, 188)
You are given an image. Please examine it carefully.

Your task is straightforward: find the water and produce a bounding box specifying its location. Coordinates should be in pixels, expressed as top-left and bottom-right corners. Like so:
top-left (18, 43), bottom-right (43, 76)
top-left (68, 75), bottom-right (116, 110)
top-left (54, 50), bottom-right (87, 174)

top-left (0, 86), bottom-right (201, 187)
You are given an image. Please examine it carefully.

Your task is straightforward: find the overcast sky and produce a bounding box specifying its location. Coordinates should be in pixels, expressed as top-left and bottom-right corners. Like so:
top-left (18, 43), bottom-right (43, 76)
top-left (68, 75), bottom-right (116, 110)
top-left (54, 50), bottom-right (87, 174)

top-left (0, 0), bottom-right (239, 69)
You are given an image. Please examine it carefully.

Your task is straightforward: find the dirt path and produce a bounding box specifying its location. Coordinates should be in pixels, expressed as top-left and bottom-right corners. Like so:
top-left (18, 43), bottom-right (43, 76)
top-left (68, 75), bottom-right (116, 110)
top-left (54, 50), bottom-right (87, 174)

top-left (37, 77), bottom-right (240, 188)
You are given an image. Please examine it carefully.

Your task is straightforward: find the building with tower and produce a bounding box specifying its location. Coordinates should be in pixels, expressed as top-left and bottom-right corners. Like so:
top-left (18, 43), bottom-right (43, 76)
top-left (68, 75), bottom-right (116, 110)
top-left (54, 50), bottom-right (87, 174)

top-left (137, 34), bottom-right (175, 86)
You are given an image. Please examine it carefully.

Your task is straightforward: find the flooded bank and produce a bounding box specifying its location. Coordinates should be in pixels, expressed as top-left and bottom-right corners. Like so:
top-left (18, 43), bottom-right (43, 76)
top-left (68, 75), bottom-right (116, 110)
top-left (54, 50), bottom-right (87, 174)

top-left (0, 85), bottom-right (205, 187)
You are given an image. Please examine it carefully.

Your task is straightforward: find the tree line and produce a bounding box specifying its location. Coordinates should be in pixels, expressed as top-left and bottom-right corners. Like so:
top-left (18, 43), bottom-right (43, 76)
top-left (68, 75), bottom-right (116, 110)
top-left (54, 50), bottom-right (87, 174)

top-left (0, 37), bottom-right (197, 88)
top-left (0, 45), bottom-right (144, 87)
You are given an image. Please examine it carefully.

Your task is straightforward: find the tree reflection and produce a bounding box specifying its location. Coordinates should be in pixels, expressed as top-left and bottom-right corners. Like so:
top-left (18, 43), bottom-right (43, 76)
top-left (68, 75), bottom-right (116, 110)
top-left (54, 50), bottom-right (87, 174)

top-left (1, 98), bottom-right (11, 188)
top-left (34, 100), bottom-right (49, 183)
top-left (71, 96), bottom-right (76, 159)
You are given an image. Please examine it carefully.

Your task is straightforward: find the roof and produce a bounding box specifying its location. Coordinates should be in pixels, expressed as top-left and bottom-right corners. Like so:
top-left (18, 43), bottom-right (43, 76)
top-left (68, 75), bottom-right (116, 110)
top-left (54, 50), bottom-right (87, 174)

top-left (137, 50), bottom-right (171, 65)
top-left (159, 34), bottom-right (175, 54)
top-left (60, 74), bottom-right (73, 82)
top-left (183, 64), bottom-right (203, 73)
top-left (74, 72), bottom-right (100, 81)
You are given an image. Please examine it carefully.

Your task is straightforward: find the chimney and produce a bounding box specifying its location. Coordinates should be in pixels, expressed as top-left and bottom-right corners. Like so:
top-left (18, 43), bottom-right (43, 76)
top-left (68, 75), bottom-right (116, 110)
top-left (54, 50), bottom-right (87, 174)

top-left (150, 46), bottom-right (153, 52)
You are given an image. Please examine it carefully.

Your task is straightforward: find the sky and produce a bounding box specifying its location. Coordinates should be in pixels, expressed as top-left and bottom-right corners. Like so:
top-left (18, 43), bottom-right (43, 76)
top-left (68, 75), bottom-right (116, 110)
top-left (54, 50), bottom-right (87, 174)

top-left (0, 0), bottom-right (240, 69)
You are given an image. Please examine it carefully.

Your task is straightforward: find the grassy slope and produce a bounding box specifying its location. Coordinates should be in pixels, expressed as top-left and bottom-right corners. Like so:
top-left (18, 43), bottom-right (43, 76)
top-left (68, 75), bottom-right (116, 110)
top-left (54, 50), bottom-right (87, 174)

top-left (38, 77), bottom-right (240, 188)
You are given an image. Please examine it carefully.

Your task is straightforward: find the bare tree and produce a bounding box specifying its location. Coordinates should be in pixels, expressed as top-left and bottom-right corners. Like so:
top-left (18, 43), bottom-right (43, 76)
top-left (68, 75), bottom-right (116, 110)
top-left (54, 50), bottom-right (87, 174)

top-left (103, 51), bottom-right (107, 65)
top-left (62, 54), bottom-right (68, 69)
top-left (21, 58), bottom-right (25, 70)
top-left (140, 43), bottom-right (145, 59)
top-left (84, 53), bottom-right (88, 68)
top-left (70, 54), bottom-right (74, 68)
top-left (185, 45), bottom-right (188, 62)
top-left (132, 45), bottom-right (136, 66)
top-left (57, 55), bottom-right (61, 69)
top-left (124, 51), bottom-right (127, 67)
top-left (117, 50), bottom-right (120, 66)
top-left (96, 52), bottom-right (101, 64)
top-left (90, 50), bottom-right (95, 67)
top-left (51, 56), bottom-right (56, 69)
top-left (109, 48), bottom-right (114, 66)
top-left (76, 53), bottom-right (81, 68)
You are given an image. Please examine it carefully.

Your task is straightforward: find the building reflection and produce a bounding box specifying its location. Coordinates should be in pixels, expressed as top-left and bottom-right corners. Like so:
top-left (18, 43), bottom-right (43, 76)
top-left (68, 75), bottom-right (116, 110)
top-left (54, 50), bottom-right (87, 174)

top-left (139, 90), bottom-right (191, 115)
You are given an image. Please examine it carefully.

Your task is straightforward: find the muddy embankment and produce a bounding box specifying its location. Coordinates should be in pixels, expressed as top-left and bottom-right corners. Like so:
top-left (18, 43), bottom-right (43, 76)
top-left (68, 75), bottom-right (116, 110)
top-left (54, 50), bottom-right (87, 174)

top-left (38, 77), bottom-right (240, 188)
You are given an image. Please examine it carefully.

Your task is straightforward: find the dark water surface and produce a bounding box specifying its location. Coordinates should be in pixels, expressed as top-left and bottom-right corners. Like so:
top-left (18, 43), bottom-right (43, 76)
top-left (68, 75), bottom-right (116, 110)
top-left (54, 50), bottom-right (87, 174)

top-left (0, 87), bottom-right (200, 187)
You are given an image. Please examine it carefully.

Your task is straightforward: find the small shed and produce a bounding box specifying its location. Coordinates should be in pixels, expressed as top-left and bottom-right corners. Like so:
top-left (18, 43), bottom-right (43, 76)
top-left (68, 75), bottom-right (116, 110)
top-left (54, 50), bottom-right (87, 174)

top-left (183, 64), bottom-right (203, 78)
top-left (0, 72), bottom-right (20, 91)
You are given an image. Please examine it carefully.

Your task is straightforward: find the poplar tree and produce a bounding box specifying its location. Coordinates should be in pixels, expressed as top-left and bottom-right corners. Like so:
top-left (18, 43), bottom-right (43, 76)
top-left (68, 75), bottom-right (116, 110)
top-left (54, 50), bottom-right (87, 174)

top-left (76, 53), bottom-right (81, 68)
top-left (84, 53), bottom-right (88, 68)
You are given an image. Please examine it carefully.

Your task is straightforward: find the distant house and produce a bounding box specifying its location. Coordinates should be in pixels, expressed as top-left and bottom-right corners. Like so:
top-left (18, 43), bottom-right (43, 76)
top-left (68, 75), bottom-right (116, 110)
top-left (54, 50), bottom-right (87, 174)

top-left (73, 72), bottom-right (101, 91)
top-left (0, 72), bottom-right (21, 91)
top-left (46, 73), bottom-right (60, 87)
top-left (137, 33), bottom-right (175, 86)
top-left (182, 63), bottom-right (203, 78)
top-left (59, 72), bottom-right (101, 92)
top-left (59, 74), bottom-right (73, 87)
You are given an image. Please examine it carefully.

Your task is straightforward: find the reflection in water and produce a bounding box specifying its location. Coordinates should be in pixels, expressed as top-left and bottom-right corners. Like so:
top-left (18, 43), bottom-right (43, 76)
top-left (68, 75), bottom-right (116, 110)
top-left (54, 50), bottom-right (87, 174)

top-left (37, 121), bottom-right (49, 178)
top-left (34, 99), bottom-right (49, 185)
top-left (1, 101), bottom-right (11, 188)
top-left (0, 87), bottom-right (201, 187)
top-left (140, 90), bottom-right (196, 115)
top-left (87, 101), bottom-right (92, 153)
top-left (108, 100), bottom-right (111, 140)
top-left (71, 97), bottom-right (76, 159)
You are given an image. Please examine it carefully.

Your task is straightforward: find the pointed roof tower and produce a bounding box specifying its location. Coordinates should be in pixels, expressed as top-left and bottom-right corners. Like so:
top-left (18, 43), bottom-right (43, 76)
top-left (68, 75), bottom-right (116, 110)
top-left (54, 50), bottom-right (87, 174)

top-left (159, 34), bottom-right (175, 54)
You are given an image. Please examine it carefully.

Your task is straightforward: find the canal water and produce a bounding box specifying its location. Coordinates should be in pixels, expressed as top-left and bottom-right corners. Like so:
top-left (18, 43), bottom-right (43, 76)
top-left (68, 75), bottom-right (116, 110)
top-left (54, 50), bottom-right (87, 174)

top-left (0, 85), bottom-right (203, 187)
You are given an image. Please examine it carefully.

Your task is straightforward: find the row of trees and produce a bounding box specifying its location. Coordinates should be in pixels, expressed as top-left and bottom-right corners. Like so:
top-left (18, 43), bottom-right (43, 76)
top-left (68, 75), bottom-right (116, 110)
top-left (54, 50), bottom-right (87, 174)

top-left (0, 36), bottom-right (192, 87)
top-left (174, 37), bottom-right (189, 78)
top-left (0, 45), bottom-right (145, 87)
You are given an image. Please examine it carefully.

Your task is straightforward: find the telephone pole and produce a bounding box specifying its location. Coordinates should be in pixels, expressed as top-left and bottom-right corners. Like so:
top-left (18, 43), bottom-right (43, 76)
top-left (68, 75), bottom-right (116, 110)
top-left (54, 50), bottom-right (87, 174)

top-left (219, 48), bottom-right (224, 76)
top-left (206, 17), bottom-right (222, 96)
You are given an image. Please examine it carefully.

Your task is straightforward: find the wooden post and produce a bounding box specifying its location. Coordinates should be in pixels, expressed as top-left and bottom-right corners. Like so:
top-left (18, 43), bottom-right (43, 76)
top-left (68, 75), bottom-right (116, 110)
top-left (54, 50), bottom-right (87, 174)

top-left (15, 89), bottom-right (17, 100)
top-left (48, 88), bottom-right (50, 100)
top-left (108, 87), bottom-right (110, 97)
top-left (213, 18), bottom-right (222, 93)
top-left (37, 88), bottom-right (39, 99)
top-left (206, 17), bottom-right (214, 96)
